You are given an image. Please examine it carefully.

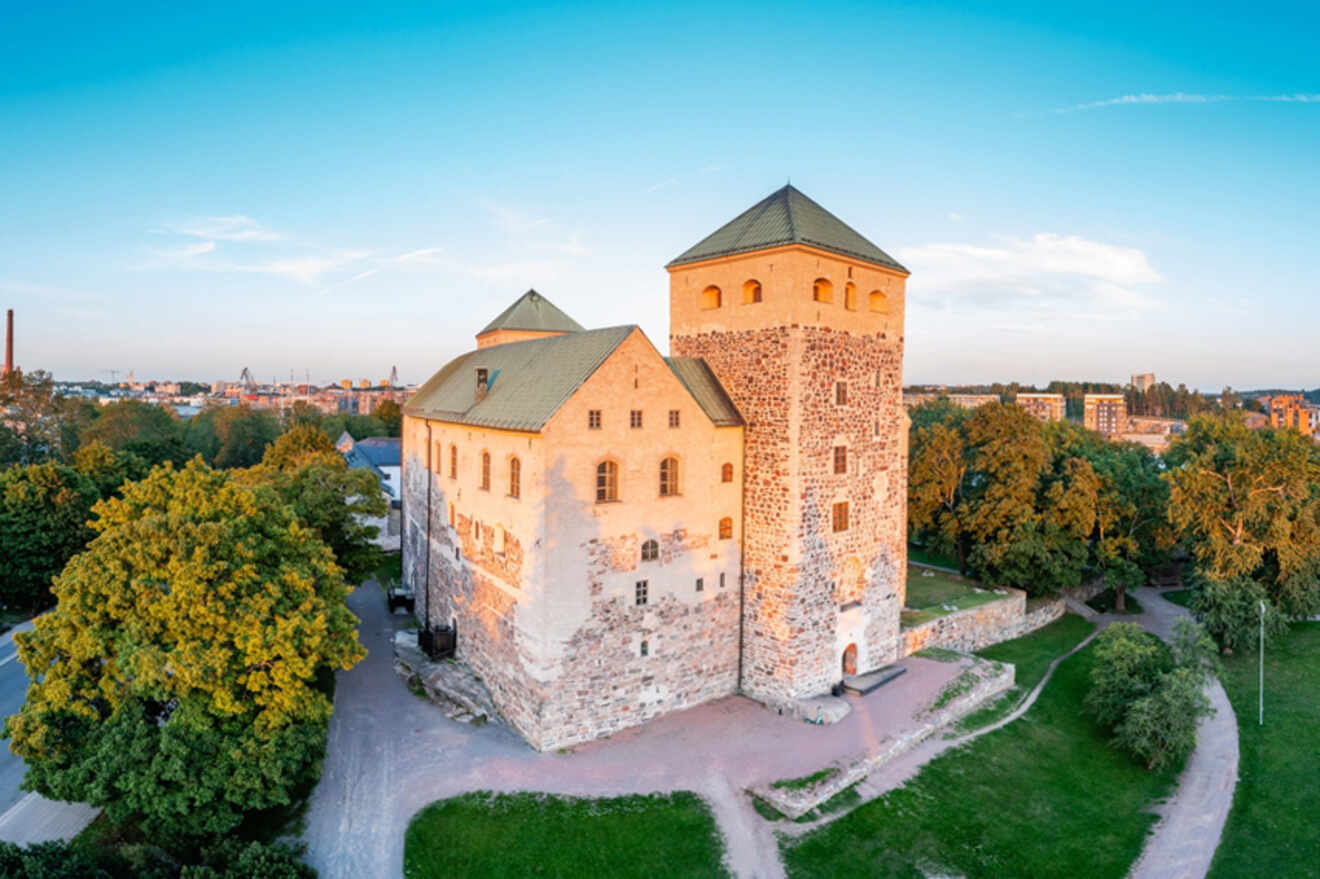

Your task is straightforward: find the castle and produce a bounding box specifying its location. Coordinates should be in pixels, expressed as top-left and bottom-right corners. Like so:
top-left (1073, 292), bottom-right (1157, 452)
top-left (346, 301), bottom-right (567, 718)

top-left (401, 185), bottom-right (910, 750)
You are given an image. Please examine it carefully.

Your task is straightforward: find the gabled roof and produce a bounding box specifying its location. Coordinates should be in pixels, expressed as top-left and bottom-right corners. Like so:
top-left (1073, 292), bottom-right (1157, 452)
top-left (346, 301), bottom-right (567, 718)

top-left (665, 358), bottom-right (742, 427)
top-left (478, 289), bottom-right (585, 336)
top-left (404, 325), bottom-right (635, 431)
top-left (356, 436), bottom-right (401, 468)
top-left (667, 184), bottom-right (907, 273)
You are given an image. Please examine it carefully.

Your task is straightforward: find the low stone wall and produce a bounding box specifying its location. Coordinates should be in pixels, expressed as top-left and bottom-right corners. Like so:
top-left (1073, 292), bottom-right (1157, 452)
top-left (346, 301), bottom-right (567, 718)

top-left (1062, 579), bottom-right (1107, 603)
top-left (901, 590), bottom-right (1023, 656)
top-left (749, 656), bottom-right (1014, 820)
top-left (1018, 596), bottom-right (1065, 634)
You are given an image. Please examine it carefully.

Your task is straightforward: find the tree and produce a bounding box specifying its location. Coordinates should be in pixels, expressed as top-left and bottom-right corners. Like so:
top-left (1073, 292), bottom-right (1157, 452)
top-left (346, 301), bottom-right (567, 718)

top-left (281, 402), bottom-right (324, 432)
top-left (5, 460), bottom-right (364, 843)
top-left (184, 405), bottom-right (283, 469)
top-left (318, 413), bottom-right (387, 442)
top-left (81, 400), bottom-right (186, 467)
top-left (373, 400), bottom-right (402, 437)
top-left (241, 427), bottom-right (386, 583)
top-left (0, 463), bottom-right (99, 612)
top-left (0, 370), bottom-right (92, 464)
top-left (72, 440), bottom-right (150, 499)
top-left (1165, 415), bottom-right (1320, 619)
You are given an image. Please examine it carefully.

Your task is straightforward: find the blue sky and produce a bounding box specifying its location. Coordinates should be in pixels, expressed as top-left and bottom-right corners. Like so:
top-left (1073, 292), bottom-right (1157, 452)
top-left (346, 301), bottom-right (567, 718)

top-left (2, 1), bottom-right (1316, 389)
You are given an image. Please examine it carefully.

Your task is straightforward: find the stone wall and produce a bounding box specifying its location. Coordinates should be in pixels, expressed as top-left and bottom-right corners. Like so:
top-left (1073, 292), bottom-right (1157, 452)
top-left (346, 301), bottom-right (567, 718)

top-left (900, 590), bottom-right (1069, 657)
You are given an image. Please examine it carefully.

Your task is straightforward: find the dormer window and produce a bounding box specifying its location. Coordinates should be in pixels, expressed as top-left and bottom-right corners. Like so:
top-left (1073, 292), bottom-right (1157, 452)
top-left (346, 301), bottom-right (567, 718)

top-left (475, 368), bottom-right (489, 399)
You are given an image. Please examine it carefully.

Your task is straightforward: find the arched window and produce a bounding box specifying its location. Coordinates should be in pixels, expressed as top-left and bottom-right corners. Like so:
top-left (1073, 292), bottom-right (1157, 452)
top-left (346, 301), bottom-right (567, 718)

top-left (480, 451), bottom-right (491, 490)
top-left (449, 444), bottom-right (457, 479)
top-left (659, 456), bottom-right (679, 496)
top-left (721, 462), bottom-right (734, 483)
top-left (718, 517), bottom-right (734, 540)
top-left (868, 290), bottom-right (887, 313)
top-left (596, 460), bottom-right (618, 503)
top-left (844, 282), bottom-right (857, 311)
top-left (509, 456), bottom-right (521, 498)
top-left (641, 539), bottom-right (659, 562)
top-left (742, 279), bottom-right (762, 304)
top-left (812, 278), bottom-right (833, 303)
top-left (701, 285), bottom-right (722, 310)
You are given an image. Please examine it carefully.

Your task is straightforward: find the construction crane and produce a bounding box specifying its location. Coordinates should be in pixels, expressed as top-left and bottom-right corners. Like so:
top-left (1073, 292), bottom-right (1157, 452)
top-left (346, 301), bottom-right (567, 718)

top-left (388, 365), bottom-right (399, 387)
top-left (239, 367), bottom-right (254, 387)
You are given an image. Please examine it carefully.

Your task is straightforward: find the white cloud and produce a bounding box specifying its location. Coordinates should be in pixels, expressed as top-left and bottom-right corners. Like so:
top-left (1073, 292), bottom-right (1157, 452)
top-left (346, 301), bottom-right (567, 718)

top-left (1058, 92), bottom-right (1320, 113)
top-left (895, 233), bottom-right (1165, 319)
top-left (947, 212), bottom-right (965, 222)
top-left (169, 215), bottom-right (280, 242)
top-left (646, 177), bottom-right (678, 193)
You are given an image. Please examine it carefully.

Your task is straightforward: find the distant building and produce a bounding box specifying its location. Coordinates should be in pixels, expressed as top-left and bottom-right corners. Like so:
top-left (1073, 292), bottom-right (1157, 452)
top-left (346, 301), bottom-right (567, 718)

top-left (1131, 372), bottom-right (1156, 393)
top-left (1015, 392), bottom-right (1066, 422)
top-left (338, 432), bottom-right (402, 550)
top-left (947, 394), bottom-right (999, 409)
top-left (1268, 394), bottom-right (1320, 438)
top-left (1084, 393), bottom-right (1128, 436)
top-left (1119, 416), bottom-right (1186, 454)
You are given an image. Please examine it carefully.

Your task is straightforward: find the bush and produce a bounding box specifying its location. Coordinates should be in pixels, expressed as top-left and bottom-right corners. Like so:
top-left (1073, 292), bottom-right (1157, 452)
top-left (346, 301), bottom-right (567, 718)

top-left (1115, 667), bottom-right (1212, 771)
top-left (0, 840), bottom-right (112, 879)
top-left (1083, 623), bottom-right (1170, 728)
top-left (1192, 576), bottom-right (1290, 653)
top-left (0, 462), bottom-right (99, 612)
top-left (182, 840), bottom-right (315, 879)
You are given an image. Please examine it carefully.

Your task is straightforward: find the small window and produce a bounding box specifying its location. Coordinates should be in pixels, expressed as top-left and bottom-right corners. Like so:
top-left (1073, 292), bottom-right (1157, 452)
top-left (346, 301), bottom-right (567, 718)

top-left (659, 457), bottom-right (679, 497)
top-left (875, 368), bottom-right (883, 387)
top-left (635, 580), bottom-right (648, 606)
top-left (668, 409), bottom-right (680, 428)
top-left (509, 457), bottom-right (521, 498)
top-left (630, 410), bottom-right (643, 429)
top-left (836, 382), bottom-right (848, 405)
top-left (742, 279), bottom-right (762, 304)
top-left (640, 640), bottom-right (649, 657)
top-left (874, 419), bottom-right (881, 438)
top-left (721, 462), bottom-right (734, 483)
top-left (475, 367), bottom-right (489, 394)
top-left (701, 285), bottom-right (722, 310)
top-left (833, 446), bottom-right (847, 474)
top-left (588, 409), bottom-right (602, 430)
top-left (718, 517), bottom-right (733, 540)
top-left (868, 290), bottom-right (887, 313)
top-left (832, 501), bottom-right (850, 532)
top-left (480, 452), bottom-right (491, 490)
top-left (720, 572), bottom-right (726, 589)
top-left (449, 444), bottom-right (458, 479)
top-left (695, 577), bottom-right (704, 592)
top-left (448, 503), bottom-right (455, 526)
top-left (454, 546), bottom-right (459, 560)
top-left (812, 278), bottom-right (834, 303)
top-left (641, 539), bottom-right (659, 562)
top-left (844, 282), bottom-right (857, 311)
top-left (596, 460), bottom-right (619, 503)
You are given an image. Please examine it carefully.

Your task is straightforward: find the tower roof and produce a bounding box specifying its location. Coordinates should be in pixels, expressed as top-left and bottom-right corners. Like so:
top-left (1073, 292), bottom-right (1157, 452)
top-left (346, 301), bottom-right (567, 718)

top-left (478, 289), bottom-right (585, 336)
top-left (667, 184), bottom-right (907, 273)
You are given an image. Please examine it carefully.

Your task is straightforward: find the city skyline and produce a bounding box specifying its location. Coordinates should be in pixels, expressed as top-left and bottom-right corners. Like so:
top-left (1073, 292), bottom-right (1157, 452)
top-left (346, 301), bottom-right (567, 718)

top-left (2, 1), bottom-right (1316, 387)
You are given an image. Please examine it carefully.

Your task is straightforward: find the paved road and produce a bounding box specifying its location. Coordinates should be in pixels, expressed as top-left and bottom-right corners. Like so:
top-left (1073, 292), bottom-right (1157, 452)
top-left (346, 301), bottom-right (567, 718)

top-left (0, 622), bottom-right (35, 815)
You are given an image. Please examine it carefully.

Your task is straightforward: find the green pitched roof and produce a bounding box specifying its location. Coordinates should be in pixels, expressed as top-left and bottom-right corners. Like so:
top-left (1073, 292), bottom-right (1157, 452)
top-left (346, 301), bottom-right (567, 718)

top-left (405, 325), bottom-right (632, 431)
top-left (478, 289), bottom-right (585, 336)
top-left (667, 184), bottom-right (907, 273)
top-left (665, 358), bottom-right (743, 427)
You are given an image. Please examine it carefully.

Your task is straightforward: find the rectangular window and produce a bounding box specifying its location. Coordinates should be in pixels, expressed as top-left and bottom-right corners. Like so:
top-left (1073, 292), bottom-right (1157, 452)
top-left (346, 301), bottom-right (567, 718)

top-left (449, 445), bottom-right (457, 479)
top-left (668, 409), bottom-right (680, 428)
top-left (874, 419), bottom-right (881, 438)
top-left (835, 382), bottom-right (848, 405)
top-left (635, 580), bottom-right (648, 606)
top-left (832, 501), bottom-right (850, 532)
top-left (630, 409), bottom-right (643, 429)
top-left (588, 410), bottom-right (602, 429)
top-left (695, 577), bottom-right (704, 592)
top-left (719, 572), bottom-right (726, 589)
top-left (640, 640), bottom-right (649, 657)
top-left (833, 445), bottom-right (847, 474)
top-left (718, 517), bottom-right (733, 540)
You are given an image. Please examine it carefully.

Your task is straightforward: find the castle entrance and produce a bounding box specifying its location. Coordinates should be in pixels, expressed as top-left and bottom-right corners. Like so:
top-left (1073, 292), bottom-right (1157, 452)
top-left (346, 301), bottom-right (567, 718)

top-left (842, 643), bottom-right (858, 676)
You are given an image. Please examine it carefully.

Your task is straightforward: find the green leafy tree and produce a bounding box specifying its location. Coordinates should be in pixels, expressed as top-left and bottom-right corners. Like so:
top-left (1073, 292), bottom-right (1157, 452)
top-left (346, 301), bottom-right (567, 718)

top-left (373, 400), bottom-right (403, 437)
top-left (184, 405), bottom-right (283, 468)
top-left (318, 413), bottom-right (387, 442)
top-left (0, 463), bottom-right (99, 611)
top-left (81, 400), bottom-right (186, 467)
top-left (1114, 666), bottom-right (1212, 771)
top-left (241, 427), bottom-right (386, 583)
top-left (72, 440), bottom-right (150, 499)
top-left (5, 460), bottom-right (364, 843)
top-left (0, 370), bottom-right (92, 464)
top-left (1190, 575), bottom-right (1290, 652)
top-left (281, 402), bottom-right (324, 432)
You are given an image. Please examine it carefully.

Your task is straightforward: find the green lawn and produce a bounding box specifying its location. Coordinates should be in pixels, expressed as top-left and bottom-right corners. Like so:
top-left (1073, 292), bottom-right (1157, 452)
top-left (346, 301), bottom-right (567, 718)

top-left (782, 638), bottom-right (1179, 879)
top-left (1085, 587), bottom-right (1144, 615)
top-left (907, 544), bottom-right (960, 570)
top-left (903, 566), bottom-right (1004, 627)
top-left (1162, 588), bottom-right (1194, 608)
top-left (403, 791), bottom-right (730, 879)
top-left (1208, 622), bottom-right (1320, 879)
top-left (955, 613), bottom-right (1095, 733)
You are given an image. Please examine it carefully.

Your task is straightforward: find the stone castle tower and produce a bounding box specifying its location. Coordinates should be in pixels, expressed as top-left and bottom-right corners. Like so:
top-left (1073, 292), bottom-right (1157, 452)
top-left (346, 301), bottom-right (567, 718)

top-left (667, 185), bottom-right (910, 705)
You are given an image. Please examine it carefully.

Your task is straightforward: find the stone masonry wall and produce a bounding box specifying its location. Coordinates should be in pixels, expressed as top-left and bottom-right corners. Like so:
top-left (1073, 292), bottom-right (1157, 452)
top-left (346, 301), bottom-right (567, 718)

top-left (899, 590), bottom-right (1067, 656)
top-left (672, 323), bottom-right (907, 704)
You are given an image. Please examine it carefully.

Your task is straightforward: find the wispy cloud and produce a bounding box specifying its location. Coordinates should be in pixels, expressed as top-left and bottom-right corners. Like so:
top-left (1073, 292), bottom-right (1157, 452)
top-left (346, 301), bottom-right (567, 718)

top-left (646, 177), bottom-right (678, 193)
top-left (167, 215), bottom-right (280, 242)
top-left (947, 212), bottom-right (965, 222)
top-left (1057, 92), bottom-right (1320, 113)
top-left (896, 233), bottom-right (1165, 319)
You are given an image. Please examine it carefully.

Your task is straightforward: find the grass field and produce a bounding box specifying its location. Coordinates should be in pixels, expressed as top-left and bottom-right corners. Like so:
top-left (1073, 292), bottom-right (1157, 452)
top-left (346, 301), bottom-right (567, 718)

top-left (1208, 622), bottom-right (1319, 879)
top-left (903, 566), bottom-right (1005, 627)
top-left (1161, 588), bottom-right (1194, 608)
top-left (954, 613), bottom-right (1095, 733)
top-left (782, 637), bottom-right (1179, 879)
top-left (403, 791), bottom-right (730, 879)
top-left (907, 544), bottom-right (961, 570)
top-left (1085, 586), bottom-right (1144, 615)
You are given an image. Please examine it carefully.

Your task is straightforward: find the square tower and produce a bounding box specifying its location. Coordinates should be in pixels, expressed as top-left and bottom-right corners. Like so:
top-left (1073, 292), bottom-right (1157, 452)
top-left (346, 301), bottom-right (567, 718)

top-left (667, 185), bottom-right (910, 704)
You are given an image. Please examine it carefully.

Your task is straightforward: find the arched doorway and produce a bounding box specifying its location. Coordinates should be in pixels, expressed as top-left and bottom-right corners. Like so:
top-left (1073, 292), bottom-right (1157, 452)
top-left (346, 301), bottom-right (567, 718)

top-left (842, 643), bottom-right (858, 677)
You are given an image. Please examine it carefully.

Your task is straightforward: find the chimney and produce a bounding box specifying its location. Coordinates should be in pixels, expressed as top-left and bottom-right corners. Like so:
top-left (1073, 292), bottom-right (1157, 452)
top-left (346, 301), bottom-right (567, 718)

top-left (3, 309), bottom-right (11, 377)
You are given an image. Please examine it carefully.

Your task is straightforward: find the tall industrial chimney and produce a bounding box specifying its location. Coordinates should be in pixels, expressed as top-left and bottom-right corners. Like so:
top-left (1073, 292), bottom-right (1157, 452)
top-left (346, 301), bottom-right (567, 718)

top-left (3, 309), bottom-right (12, 377)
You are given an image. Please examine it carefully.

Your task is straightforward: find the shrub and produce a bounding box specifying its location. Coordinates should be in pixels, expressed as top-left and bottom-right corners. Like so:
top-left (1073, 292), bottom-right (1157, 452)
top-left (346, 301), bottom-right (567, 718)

top-left (0, 840), bottom-right (112, 879)
top-left (1191, 576), bottom-right (1290, 653)
top-left (1114, 667), bottom-right (1212, 771)
top-left (1083, 623), bottom-right (1170, 728)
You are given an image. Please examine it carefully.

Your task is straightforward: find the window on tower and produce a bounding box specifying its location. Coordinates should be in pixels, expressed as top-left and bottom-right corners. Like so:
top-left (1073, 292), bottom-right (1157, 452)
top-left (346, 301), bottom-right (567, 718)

top-left (701, 285), bottom-right (722, 310)
top-left (812, 278), bottom-right (834, 303)
top-left (742, 279), bottom-right (762, 304)
top-left (869, 290), bottom-right (888, 313)
top-left (844, 282), bottom-right (857, 311)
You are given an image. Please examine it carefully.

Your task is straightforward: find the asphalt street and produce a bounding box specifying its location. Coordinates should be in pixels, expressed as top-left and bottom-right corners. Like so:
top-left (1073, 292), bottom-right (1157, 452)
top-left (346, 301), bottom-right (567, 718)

top-left (0, 629), bottom-right (32, 815)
